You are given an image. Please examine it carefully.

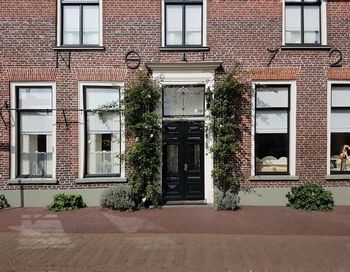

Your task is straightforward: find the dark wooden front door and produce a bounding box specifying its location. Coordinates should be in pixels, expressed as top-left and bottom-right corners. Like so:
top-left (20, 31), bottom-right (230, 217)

top-left (162, 121), bottom-right (204, 201)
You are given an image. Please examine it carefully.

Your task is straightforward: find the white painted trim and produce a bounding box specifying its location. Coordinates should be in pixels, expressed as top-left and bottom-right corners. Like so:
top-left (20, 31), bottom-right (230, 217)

top-left (161, 0), bottom-right (207, 47)
top-left (78, 81), bottom-right (125, 179)
top-left (10, 82), bottom-right (57, 179)
top-left (56, 0), bottom-right (103, 47)
top-left (326, 80), bottom-right (350, 175)
top-left (152, 68), bottom-right (215, 204)
top-left (251, 81), bottom-right (297, 177)
top-left (282, 0), bottom-right (327, 46)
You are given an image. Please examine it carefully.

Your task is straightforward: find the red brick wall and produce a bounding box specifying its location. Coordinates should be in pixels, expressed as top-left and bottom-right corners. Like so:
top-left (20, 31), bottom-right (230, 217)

top-left (1, 0), bottom-right (350, 192)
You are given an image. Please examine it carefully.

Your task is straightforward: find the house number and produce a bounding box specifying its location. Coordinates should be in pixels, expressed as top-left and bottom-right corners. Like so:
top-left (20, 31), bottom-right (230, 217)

top-left (329, 49), bottom-right (343, 67)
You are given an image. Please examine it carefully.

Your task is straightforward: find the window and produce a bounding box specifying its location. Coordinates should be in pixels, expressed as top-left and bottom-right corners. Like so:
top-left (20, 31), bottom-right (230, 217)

top-left (59, 0), bottom-right (100, 46)
top-left (17, 87), bottom-right (54, 178)
top-left (163, 85), bottom-right (205, 117)
top-left (255, 86), bottom-right (290, 175)
top-left (284, 0), bottom-right (322, 45)
top-left (330, 85), bottom-right (350, 174)
top-left (83, 86), bottom-right (121, 177)
top-left (164, 0), bottom-right (203, 47)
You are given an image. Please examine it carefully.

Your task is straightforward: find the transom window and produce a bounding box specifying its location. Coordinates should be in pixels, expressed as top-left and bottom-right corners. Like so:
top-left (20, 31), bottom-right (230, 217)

top-left (83, 86), bottom-right (121, 177)
top-left (255, 86), bottom-right (290, 175)
top-left (163, 85), bottom-right (205, 117)
top-left (330, 85), bottom-right (350, 174)
top-left (165, 0), bottom-right (203, 47)
top-left (17, 87), bottom-right (53, 178)
top-left (61, 0), bottom-right (100, 46)
top-left (285, 0), bottom-right (321, 45)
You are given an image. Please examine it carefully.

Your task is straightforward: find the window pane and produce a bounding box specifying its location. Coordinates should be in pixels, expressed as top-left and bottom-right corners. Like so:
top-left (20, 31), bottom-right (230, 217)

top-left (20, 134), bottom-right (52, 177)
top-left (256, 86), bottom-right (289, 108)
top-left (332, 86), bottom-right (350, 107)
top-left (18, 88), bottom-right (52, 109)
top-left (163, 86), bottom-right (204, 116)
top-left (331, 109), bottom-right (350, 133)
top-left (188, 143), bottom-right (201, 172)
top-left (63, 5), bottom-right (80, 45)
top-left (87, 133), bottom-right (120, 175)
top-left (83, 5), bottom-right (99, 45)
top-left (85, 87), bottom-right (120, 109)
top-left (166, 5), bottom-right (183, 45)
top-left (87, 112), bottom-right (120, 133)
top-left (304, 6), bottom-right (320, 44)
top-left (255, 134), bottom-right (288, 173)
top-left (256, 110), bottom-right (288, 134)
top-left (185, 5), bottom-right (202, 45)
top-left (285, 6), bottom-right (301, 44)
top-left (330, 133), bottom-right (350, 172)
top-left (20, 112), bottom-right (53, 134)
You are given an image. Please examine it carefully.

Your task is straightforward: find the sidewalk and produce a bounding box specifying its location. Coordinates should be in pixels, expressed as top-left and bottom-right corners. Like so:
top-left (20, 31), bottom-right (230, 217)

top-left (0, 206), bottom-right (350, 271)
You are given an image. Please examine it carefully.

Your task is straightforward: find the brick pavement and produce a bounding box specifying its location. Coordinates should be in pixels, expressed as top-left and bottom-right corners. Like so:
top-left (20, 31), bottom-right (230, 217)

top-left (0, 206), bottom-right (350, 271)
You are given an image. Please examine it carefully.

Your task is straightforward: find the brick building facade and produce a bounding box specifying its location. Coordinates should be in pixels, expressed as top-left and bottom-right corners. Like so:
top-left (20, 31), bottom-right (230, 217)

top-left (1, 0), bottom-right (350, 206)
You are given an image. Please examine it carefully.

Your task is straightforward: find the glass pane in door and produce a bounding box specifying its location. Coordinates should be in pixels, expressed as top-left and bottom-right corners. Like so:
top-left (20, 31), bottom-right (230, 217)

top-left (167, 145), bottom-right (179, 174)
top-left (188, 144), bottom-right (201, 172)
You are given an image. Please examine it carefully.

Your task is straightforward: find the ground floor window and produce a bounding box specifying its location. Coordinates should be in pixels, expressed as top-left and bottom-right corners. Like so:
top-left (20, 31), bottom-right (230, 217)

top-left (17, 87), bottom-right (53, 178)
top-left (84, 86), bottom-right (121, 177)
top-left (255, 85), bottom-right (290, 175)
top-left (330, 85), bottom-right (350, 174)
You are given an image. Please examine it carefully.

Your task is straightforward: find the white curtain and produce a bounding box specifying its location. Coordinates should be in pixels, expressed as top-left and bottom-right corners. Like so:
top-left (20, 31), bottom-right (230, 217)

top-left (285, 6), bottom-right (301, 44)
top-left (83, 5), bottom-right (99, 44)
top-left (63, 5), bottom-right (80, 44)
top-left (85, 87), bottom-right (119, 109)
top-left (166, 5), bottom-right (183, 45)
top-left (304, 6), bottom-right (320, 44)
top-left (332, 86), bottom-right (350, 107)
top-left (256, 111), bottom-right (288, 134)
top-left (18, 88), bottom-right (52, 109)
top-left (331, 110), bottom-right (350, 133)
top-left (256, 86), bottom-right (288, 108)
top-left (20, 113), bottom-right (53, 134)
top-left (185, 5), bottom-right (202, 45)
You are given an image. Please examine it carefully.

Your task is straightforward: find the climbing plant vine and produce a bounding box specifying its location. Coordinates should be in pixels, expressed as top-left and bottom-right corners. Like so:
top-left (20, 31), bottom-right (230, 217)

top-left (97, 70), bottom-right (162, 207)
top-left (209, 69), bottom-right (246, 210)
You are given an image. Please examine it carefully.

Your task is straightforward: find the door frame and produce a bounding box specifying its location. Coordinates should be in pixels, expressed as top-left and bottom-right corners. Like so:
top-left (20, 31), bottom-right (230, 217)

top-left (148, 62), bottom-right (220, 204)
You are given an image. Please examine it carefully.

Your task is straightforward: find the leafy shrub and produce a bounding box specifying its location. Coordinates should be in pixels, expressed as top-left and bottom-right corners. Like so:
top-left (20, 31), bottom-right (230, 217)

top-left (100, 185), bottom-right (136, 211)
top-left (286, 183), bottom-right (334, 211)
top-left (48, 193), bottom-right (86, 212)
top-left (0, 194), bottom-right (10, 209)
top-left (214, 190), bottom-right (240, 211)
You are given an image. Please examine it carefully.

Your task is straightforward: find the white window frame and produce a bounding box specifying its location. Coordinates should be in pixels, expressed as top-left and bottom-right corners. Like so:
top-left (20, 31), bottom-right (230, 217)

top-left (251, 81), bottom-right (297, 177)
top-left (10, 82), bottom-right (57, 180)
top-left (78, 82), bottom-right (125, 179)
top-left (327, 80), bottom-right (350, 176)
top-left (57, 0), bottom-right (103, 47)
top-left (161, 0), bottom-right (207, 47)
top-left (282, 0), bottom-right (327, 46)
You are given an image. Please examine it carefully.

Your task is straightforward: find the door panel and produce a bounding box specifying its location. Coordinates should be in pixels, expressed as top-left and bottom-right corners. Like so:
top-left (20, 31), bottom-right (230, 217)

top-left (163, 121), bottom-right (204, 201)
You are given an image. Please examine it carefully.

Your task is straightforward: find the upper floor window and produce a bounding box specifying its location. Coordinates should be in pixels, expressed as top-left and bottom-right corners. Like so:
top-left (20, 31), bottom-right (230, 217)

top-left (60, 0), bottom-right (100, 46)
top-left (165, 0), bottom-right (203, 47)
top-left (285, 0), bottom-right (322, 45)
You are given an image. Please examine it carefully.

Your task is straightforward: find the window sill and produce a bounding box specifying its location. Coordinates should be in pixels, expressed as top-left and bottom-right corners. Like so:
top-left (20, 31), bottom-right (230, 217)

top-left (249, 175), bottom-right (299, 181)
top-left (325, 175), bottom-right (350, 180)
top-left (159, 46), bottom-right (210, 52)
top-left (281, 45), bottom-right (331, 51)
top-left (53, 46), bottom-right (105, 51)
top-left (75, 177), bottom-right (127, 184)
top-left (7, 178), bottom-right (58, 185)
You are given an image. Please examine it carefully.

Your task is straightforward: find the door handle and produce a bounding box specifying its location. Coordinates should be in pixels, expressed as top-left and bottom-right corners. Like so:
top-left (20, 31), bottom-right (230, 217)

top-left (184, 163), bottom-right (188, 172)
